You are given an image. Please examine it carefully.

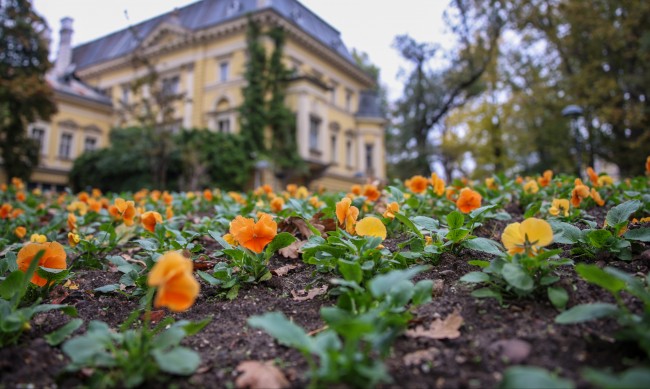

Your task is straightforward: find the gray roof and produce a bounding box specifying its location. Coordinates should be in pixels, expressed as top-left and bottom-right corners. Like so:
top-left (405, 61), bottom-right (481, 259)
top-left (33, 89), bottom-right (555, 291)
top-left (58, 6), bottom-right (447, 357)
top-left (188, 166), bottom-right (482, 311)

top-left (47, 72), bottom-right (112, 106)
top-left (71, 0), bottom-right (353, 71)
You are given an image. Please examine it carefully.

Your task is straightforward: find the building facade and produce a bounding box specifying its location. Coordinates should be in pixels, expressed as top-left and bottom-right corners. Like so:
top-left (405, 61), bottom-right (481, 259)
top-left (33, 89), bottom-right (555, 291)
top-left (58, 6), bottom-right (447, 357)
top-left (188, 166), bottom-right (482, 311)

top-left (17, 0), bottom-right (386, 191)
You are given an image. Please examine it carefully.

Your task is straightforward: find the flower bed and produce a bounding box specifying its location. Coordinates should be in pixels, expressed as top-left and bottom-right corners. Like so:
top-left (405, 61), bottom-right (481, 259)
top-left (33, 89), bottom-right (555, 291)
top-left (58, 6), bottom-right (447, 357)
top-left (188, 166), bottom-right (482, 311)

top-left (1, 165), bottom-right (650, 388)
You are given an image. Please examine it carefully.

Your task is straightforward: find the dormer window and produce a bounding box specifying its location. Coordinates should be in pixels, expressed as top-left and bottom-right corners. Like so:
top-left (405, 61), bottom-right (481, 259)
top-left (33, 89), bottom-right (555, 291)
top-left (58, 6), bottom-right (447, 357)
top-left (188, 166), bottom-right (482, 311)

top-left (290, 7), bottom-right (303, 24)
top-left (226, 0), bottom-right (242, 16)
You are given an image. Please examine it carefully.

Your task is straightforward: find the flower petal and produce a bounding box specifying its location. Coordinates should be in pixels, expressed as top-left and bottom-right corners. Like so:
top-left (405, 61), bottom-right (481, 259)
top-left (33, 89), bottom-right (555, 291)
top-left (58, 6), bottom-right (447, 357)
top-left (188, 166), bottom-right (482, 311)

top-left (355, 217), bottom-right (387, 240)
top-left (520, 218), bottom-right (553, 248)
top-left (501, 222), bottom-right (524, 255)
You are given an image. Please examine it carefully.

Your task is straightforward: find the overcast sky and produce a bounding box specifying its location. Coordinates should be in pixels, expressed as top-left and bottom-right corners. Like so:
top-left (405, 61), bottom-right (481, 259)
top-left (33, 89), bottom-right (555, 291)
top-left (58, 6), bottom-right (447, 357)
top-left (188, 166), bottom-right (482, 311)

top-left (32, 0), bottom-right (451, 101)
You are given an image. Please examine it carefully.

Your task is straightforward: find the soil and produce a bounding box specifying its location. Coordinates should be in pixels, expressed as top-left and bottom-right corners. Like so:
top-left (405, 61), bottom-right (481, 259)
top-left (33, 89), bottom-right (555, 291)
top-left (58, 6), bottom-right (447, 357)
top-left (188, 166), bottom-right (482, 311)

top-left (2, 208), bottom-right (649, 389)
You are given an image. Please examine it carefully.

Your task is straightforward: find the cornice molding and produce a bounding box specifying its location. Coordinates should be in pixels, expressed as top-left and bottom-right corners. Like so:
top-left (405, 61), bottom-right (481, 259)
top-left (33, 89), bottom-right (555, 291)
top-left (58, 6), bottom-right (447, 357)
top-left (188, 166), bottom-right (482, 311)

top-left (76, 9), bottom-right (375, 89)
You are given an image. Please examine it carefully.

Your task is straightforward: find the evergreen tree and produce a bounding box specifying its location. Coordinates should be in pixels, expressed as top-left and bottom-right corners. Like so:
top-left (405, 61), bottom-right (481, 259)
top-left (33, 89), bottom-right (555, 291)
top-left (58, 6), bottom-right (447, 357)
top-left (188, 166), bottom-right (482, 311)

top-left (0, 0), bottom-right (56, 183)
top-left (239, 18), bottom-right (268, 156)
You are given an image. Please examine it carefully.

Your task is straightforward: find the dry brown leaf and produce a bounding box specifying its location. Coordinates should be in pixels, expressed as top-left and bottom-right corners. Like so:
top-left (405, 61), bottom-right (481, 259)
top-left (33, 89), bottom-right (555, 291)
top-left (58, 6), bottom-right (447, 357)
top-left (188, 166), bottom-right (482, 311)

top-left (291, 285), bottom-right (328, 301)
top-left (405, 310), bottom-right (463, 340)
top-left (271, 264), bottom-right (298, 277)
top-left (278, 217), bottom-right (313, 239)
top-left (278, 240), bottom-right (305, 259)
top-left (310, 212), bottom-right (336, 236)
top-left (403, 347), bottom-right (440, 366)
top-left (235, 360), bottom-right (289, 389)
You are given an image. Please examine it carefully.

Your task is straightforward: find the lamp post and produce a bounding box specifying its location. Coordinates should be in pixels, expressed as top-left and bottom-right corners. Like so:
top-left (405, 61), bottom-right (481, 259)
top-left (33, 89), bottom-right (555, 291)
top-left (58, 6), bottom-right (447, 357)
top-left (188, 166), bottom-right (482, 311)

top-left (562, 104), bottom-right (584, 177)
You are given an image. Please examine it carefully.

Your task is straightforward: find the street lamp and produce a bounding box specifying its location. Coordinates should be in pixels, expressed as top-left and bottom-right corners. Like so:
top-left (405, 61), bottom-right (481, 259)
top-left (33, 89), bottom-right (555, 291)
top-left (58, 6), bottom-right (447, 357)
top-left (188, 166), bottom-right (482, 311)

top-left (562, 104), bottom-right (584, 177)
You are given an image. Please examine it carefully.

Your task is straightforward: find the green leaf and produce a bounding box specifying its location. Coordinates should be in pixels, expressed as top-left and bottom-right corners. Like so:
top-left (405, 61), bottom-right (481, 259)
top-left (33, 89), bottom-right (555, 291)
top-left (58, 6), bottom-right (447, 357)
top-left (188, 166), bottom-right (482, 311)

top-left (197, 270), bottom-right (221, 286)
top-left (576, 264), bottom-right (626, 295)
top-left (523, 202), bottom-right (542, 219)
top-left (94, 284), bottom-right (120, 293)
top-left (0, 270), bottom-right (24, 300)
top-left (338, 259), bottom-right (363, 283)
top-left (264, 232), bottom-right (297, 258)
top-left (468, 260), bottom-right (490, 268)
top-left (501, 263), bottom-right (534, 292)
top-left (555, 303), bottom-right (619, 324)
top-left (463, 237), bottom-right (504, 256)
top-left (623, 228), bottom-right (650, 242)
top-left (155, 327), bottom-right (186, 350)
top-left (36, 267), bottom-right (70, 283)
top-left (549, 221), bottom-right (582, 244)
top-left (471, 287), bottom-right (503, 304)
top-left (605, 200), bottom-right (641, 228)
top-left (208, 230), bottom-right (232, 250)
top-left (412, 280), bottom-right (434, 306)
top-left (547, 286), bottom-right (569, 310)
top-left (446, 211), bottom-right (464, 230)
top-left (582, 367), bottom-right (650, 389)
top-left (178, 317), bottom-right (212, 336)
top-left (44, 319), bottom-right (83, 346)
top-left (412, 216), bottom-right (439, 232)
top-left (585, 229), bottom-right (613, 249)
top-left (499, 366), bottom-right (575, 389)
top-left (446, 228), bottom-right (470, 242)
top-left (226, 284), bottom-right (240, 300)
top-left (394, 213), bottom-right (423, 238)
top-left (248, 312), bottom-right (313, 353)
top-left (460, 271), bottom-right (491, 283)
top-left (152, 347), bottom-right (200, 375)
top-left (386, 186), bottom-right (404, 202)
top-left (369, 266), bottom-right (429, 298)
top-left (135, 239), bottom-right (158, 252)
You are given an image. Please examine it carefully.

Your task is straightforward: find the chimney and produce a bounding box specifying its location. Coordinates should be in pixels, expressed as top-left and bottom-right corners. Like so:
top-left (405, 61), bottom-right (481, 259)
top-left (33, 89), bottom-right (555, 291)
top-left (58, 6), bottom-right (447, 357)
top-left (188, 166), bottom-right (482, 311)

top-left (54, 17), bottom-right (73, 76)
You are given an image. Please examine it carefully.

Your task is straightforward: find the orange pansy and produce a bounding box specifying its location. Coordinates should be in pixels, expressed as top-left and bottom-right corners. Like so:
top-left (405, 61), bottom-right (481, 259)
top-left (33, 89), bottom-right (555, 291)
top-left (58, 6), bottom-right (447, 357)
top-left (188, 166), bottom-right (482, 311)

top-left (109, 198), bottom-right (137, 226)
top-left (537, 170), bottom-right (553, 187)
top-left (571, 182), bottom-right (590, 208)
top-left (270, 197), bottom-right (284, 213)
top-left (590, 188), bottom-right (605, 207)
top-left (362, 185), bottom-right (381, 202)
top-left (17, 242), bottom-right (67, 286)
top-left (147, 251), bottom-right (199, 312)
top-left (383, 202), bottom-right (399, 219)
top-left (14, 226), bottom-right (27, 239)
top-left (586, 167), bottom-right (599, 187)
top-left (141, 211), bottom-right (163, 233)
top-left (67, 213), bottom-right (77, 231)
top-left (203, 189), bottom-right (213, 202)
top-left (406, 175), bottom-right (429, 194)
top-left (456, 188), bottom-right (482, 214)
top-left (229, 213), bottom-right (278, 253)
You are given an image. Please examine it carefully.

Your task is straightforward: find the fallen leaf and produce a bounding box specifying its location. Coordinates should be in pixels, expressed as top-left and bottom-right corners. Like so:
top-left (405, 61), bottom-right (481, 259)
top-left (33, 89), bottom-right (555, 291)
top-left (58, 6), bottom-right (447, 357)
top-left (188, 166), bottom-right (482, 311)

top-left (291, 285), bottom-right (328, 301)
top-left (310, 212), bottom-right (336, 236)
top-left (403, 347), bottom-right (440, 366)
top-left (193, 260), bottom-right (215, 271)
top-left (406, 310), bottom-right (463, 340)
top-left (278, 240), bottom-right (305, 259)
top-left (488, 339), bottom-right (531, 364)
top-left (278, 217), bottom-right (313, 239)
top-left (432, 279), bottom-right (444, 296)
top-left (235, 360), bottom-right (289, 389)
top-left (64, 279), bottom-right (79, 290)
top-left (271, 264), bottom-right (298, 277)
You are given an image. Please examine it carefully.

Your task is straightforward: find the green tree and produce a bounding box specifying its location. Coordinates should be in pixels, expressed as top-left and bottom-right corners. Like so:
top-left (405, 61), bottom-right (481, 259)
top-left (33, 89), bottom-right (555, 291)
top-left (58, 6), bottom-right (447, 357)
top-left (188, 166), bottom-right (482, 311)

top-left (500, 0), bottom-right (650, 176)
top-left (239, 19), bottom-right (303, 182)
top-left (0, 0), bottom-right (56, 183)
top-left (239, 18), bottom-right (268, 156)
top-left (390, 0), bottom-right (503, 180)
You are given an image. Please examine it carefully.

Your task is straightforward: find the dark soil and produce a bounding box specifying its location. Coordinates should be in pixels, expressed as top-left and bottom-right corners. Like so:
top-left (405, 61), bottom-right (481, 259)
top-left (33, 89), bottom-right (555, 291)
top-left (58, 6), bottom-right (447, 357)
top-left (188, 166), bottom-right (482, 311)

top-left (2, 214), bottom-right (649, 389)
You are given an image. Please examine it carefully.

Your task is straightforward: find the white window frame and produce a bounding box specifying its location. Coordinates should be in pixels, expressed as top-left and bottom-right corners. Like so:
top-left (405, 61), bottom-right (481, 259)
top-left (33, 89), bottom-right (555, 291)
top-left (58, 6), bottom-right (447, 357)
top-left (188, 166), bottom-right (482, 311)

top-left (29, 125), bottom-right (48, 155)
top-left (84, 136), bottom-right (98, 152)
top-left (309, 116), bottom-right (321, 153)
top-left (219, 61), bottom-right (229, 83)
top-left (59, 132), bottom-right (74, 159)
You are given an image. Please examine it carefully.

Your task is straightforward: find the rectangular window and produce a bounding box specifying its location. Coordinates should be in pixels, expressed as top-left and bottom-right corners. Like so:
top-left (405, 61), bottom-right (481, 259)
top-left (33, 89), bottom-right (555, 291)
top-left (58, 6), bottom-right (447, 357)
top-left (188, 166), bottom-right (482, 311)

top-left (330, 134), bottom-right (337, 163)
top-left (309, 116), bottom-right (321, 152)
top-left (121, 85), bottom-right (130, 103)
top-left (31, 127), bottom-right (46, 154)
top-left (346, 139), bottom-right (353, 168)
top-left (219, 61), bottom-right (229, 83)
top-left (162, 76), bottom-right (180, 96)
top-left (59, 133), bottom-right (73, 159)
top-left (365, 143), bottom-right (374, 175)
top-left (345, 89), bottom-right (353, 112)
top-left (330, 82), bottom-right (338, 105)
top-left (84, 137), bottom-right (97, 152)
top-left (218, 118), bottom-right (230, 133)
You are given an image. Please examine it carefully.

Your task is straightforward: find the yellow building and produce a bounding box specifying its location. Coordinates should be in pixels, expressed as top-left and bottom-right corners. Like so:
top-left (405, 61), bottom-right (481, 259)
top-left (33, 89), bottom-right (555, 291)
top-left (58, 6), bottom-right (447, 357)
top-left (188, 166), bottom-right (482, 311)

top-left (28, 0), bottom-right (386, 191)
top-left (0, 18), bottom-right (113, 190)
